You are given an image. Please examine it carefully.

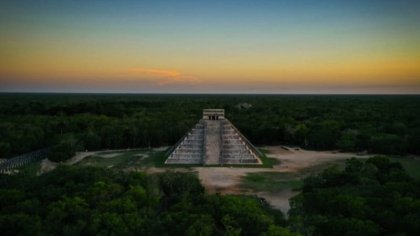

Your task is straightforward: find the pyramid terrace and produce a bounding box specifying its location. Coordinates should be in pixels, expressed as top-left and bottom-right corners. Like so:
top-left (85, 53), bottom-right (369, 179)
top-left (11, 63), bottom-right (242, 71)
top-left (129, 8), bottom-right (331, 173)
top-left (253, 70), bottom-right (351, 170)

top-left (165, 109), bottom-right (262, 165)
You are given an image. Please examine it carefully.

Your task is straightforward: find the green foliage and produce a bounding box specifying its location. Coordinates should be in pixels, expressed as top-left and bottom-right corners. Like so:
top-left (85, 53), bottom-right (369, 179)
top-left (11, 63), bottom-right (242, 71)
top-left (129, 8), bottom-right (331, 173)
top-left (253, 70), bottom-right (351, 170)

top-left (0, 213), bottom-right (42, 236)
top-left (389, 157), bottom-right (420, 180)
top-left (289, 157), bottom-right (420, 235)
top-left (1, 94), bottom-right (420, 159)
top-left (47, 139), bottom-right (77, 162)
top-left (258, 150), bottom-right (280, 168)
top-left (0, 167), bottom-right (293, 235)
top-left (262, 225), bottom-right (300, 236)
top-left (242, 172), bottom-right (303, 193)
top-left (0, 142), bottom-right (11, 158)
top-left (337, 129), bottom-right (357, 151)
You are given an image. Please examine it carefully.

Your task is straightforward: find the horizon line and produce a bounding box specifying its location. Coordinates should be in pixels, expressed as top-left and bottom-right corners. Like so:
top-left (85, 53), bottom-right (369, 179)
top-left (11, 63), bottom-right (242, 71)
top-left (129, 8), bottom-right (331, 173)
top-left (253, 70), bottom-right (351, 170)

top-left (1, 91), bottom-right (420, 96)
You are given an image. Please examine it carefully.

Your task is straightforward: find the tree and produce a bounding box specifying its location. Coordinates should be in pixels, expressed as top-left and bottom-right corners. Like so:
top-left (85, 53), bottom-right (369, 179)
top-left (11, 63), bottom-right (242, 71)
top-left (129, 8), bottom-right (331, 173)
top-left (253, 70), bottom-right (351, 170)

top-left (307, 120), bottom-right (340, 150)
top-left (0, 142), bottom-right (11, 158)
top-left (337, 129), bottom-right (358, 151)
top-left (289, 156), bottom-right (420, 236)
top-left (47, 143), bottom-right (74, 162)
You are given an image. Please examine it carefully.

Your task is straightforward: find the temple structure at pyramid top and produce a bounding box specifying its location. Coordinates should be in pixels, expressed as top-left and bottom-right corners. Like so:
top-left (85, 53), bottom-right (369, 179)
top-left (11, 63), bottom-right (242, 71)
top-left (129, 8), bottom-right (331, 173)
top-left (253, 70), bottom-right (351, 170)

top-left (165, 109), bottom-right (262, 165)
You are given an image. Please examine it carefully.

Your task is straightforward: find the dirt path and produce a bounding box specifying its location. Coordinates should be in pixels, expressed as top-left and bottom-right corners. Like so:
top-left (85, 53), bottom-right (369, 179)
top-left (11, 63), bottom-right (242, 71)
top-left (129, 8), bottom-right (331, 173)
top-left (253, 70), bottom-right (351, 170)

top-left (66, 151), bottom-right (97, 165)
top-left (39, 159), bottom-right (58, 175)
top-left (38, 151), bottom-right (96, 174)
top-left (196, 167), bottom-right (263, 194)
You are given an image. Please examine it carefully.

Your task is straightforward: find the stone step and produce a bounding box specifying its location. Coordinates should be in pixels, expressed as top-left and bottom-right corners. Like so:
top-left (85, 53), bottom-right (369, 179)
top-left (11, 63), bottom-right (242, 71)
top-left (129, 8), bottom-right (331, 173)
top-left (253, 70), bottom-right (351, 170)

top-left (204, 120), bottom-right (222, 165)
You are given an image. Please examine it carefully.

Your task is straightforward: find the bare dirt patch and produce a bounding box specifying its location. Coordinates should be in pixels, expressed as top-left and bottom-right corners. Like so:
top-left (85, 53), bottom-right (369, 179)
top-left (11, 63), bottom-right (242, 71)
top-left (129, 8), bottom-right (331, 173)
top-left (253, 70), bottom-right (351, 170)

top-left (196, 167), bottom-right (262, 194)
top-left (37, 151), bottom-right (95, 174)
top-left (265, 146), bottom-right (370, 172)
top-left (266, 146), bottom-right (294, 155)
top-left (257, 190), bottom-right (298, 214)
top-left (135, 153), bottom-right (149, 158)
top-left (39, 159), bottom-right (58, 175)
top-left (143, 167), bottom-right (191, 175)
top-left (66, 151), bottom-right (96, 165)
top-left (98, 153), bottom-right (122, 158)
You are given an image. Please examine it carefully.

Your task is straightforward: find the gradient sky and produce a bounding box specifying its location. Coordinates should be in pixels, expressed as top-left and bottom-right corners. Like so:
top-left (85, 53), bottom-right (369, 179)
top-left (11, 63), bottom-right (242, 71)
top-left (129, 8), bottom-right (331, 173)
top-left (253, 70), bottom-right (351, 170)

top-left (1, 0), bottom-right (420, 93)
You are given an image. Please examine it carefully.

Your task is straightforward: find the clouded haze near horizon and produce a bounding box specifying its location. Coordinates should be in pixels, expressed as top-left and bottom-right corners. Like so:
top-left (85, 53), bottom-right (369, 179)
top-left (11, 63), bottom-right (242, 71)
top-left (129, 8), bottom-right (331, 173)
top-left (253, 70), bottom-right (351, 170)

top-left (1, 0), bottom-right (419, 94)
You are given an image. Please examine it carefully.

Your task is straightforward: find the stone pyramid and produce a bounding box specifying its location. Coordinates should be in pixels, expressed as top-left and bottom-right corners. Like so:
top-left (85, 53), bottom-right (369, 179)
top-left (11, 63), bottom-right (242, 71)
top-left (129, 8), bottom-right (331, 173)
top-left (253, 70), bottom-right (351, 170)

top-left (165, 109), bottom-right (262, 165)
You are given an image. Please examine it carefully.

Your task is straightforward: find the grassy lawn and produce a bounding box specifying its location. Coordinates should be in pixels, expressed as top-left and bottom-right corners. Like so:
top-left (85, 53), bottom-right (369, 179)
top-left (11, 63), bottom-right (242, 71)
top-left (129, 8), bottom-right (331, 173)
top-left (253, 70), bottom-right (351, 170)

top-left (242, 172), bottom-right (303, 193)
top-left (241, 159), bottom-right (347, 193)
top-left (77, 149), bottom-right (168, 170)
top-left (257, 149), bottom-right (279, 168)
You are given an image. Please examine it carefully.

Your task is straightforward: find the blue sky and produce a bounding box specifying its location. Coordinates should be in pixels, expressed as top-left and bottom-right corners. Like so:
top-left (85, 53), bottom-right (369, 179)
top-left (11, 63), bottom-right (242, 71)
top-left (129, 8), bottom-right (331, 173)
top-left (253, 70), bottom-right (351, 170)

top-left (1, 0), bottom-right (419, 93)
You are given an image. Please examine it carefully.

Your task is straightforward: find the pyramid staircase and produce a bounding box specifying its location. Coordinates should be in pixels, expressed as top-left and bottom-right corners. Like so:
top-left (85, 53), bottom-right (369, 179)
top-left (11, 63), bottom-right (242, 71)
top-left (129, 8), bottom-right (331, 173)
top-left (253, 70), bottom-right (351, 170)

top-left (165, 109), bottom-right (262, 165)
top-left (221, 119), bottom-right (261, 164)
top-left (165, 121), bottom-right (205, 164)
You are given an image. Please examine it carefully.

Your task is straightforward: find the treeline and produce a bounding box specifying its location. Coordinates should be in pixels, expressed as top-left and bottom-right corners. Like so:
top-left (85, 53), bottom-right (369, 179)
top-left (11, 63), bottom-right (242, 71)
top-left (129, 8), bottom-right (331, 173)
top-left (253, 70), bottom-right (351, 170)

top-left (0, 167), bottom-right (295, 235)
top-left (289, 156), bottom-right (420, 235)
top-left (1, 94), bottom-right (419, 159)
